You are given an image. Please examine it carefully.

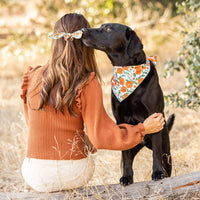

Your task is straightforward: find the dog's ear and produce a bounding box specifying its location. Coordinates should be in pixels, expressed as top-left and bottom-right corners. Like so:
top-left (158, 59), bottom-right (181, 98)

top-left (126, 29), bottom-right (143, 57)
top-left (125, 27), bottom-right (132, 40)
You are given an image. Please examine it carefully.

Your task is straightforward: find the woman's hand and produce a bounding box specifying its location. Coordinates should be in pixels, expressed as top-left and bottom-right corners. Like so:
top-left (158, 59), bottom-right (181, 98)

top-left (143, 113), bottom-right (165, 135)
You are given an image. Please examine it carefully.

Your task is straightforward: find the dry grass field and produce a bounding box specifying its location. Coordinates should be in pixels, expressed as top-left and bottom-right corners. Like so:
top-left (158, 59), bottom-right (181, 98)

top-left (0, 1), bottom-right (199, 196)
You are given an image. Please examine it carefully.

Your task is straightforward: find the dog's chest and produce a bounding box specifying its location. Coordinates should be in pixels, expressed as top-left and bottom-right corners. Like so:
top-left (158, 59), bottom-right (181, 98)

top-left (111, 91), bottom-right (149, 124)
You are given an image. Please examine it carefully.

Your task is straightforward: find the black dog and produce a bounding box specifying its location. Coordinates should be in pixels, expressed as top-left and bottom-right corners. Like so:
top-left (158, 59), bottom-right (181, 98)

top-left (81, 23), bottom-right (175, 185)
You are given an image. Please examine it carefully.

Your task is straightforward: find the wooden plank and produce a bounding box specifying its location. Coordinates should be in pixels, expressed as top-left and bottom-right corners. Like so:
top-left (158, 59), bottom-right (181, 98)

top-left (1, 171), bottom-right (200, 200)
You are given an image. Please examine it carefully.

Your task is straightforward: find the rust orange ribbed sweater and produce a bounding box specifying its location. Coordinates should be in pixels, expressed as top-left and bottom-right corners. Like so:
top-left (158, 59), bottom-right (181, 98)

top-left (21, 66), bottom-right (145, 160)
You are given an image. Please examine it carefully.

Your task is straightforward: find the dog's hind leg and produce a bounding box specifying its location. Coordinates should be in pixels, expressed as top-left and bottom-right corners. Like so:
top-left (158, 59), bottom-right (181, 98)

top-left (120, 143), bottom-right (144, 186)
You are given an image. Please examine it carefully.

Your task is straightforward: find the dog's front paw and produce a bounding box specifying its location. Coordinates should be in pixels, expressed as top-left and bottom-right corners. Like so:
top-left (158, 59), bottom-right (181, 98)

top-left (120, 176), bottom-right (133, 186)
top-left (152, 171), bottom-right (167, 181)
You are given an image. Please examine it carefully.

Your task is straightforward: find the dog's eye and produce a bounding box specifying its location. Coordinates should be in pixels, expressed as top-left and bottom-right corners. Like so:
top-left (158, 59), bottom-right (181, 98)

top-left (105, 27), bottom-right (112, 32)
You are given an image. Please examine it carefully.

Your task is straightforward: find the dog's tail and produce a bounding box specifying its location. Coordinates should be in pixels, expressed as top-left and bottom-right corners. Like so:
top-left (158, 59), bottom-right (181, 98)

top-left (166, 114), bottom-right (175, 132)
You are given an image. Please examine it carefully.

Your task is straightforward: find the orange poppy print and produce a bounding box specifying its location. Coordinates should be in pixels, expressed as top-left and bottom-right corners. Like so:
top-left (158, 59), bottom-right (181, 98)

top-left (48, 30), bottom-right (82, 40)
top-left (120, 86), bottom-right (126, 92)
top-left (126, 81), bottom-right (133, 88)
top-left (111, 56), bottom-right (156, 102)
top-left (138, 78), bottom-right (144, 84)
top-left (122, 93), bottom-right (129, 100)
top-left (134, 65), bottom-right (141, 70)
top-left (119, 77), bottom-right (125, 85)
top-left (117, 68), bottom-right (123, 74)
top-left (135, 69), bottom-right (142, 75)
top-left (123, 66), bottom-right (129, 70)
top-left (112, 81), bottom-right (115, 87)
top-left (148, 57), bottom-right (157, 63)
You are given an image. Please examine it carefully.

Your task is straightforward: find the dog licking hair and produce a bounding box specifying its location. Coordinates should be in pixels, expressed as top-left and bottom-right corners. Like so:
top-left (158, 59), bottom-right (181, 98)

top-left (82, 23), bottom-right (175, 185)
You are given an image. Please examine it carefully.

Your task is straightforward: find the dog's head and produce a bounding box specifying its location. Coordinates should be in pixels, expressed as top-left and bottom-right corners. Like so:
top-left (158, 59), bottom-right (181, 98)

top-left (81, 23), bottom-right (146, 66)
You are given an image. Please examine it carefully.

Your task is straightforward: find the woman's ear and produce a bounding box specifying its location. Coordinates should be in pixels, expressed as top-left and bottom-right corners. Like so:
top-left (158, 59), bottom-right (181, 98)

top-left (126, 30), bottom-right (143, 57)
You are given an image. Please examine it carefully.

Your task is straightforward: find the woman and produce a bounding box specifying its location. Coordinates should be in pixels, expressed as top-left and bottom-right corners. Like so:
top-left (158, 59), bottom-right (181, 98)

top-left (20, 13), bottom-right (165, 192)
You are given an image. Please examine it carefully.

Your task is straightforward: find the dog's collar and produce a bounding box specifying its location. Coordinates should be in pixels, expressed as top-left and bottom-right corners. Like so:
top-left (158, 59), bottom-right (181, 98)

top-left (112, 56), bottom-right (157, 102)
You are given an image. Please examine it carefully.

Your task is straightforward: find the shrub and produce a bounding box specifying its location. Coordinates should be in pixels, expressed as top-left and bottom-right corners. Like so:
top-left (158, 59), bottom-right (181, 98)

top-left (164, 0), bottom-right (200, 110)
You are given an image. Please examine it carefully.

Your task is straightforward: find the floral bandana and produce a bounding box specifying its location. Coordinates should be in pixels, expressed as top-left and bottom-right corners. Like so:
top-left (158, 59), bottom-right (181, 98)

top-left (48, 30), bottom-right (83, 41)
top-left (112, 56), bottom-right (157, 102)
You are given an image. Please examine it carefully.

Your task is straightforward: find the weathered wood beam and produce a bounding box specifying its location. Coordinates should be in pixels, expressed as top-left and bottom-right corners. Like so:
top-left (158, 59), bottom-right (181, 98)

top-left (1, 171), bottom-right (200, 200)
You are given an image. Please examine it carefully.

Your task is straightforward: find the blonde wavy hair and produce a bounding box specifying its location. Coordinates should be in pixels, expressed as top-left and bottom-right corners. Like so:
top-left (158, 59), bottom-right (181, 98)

top-left (39, 13), bottom-right (101, 115)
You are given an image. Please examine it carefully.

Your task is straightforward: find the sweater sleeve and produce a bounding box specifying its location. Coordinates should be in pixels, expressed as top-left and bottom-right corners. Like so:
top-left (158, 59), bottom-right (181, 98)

top-left (20, 66), bottom-right (33, 125)
top-left (80, 76), bottom-right (145, 151)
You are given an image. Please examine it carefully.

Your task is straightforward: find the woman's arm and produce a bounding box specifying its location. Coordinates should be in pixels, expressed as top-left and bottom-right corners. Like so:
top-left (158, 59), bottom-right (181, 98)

top-left (80, 77), bottom-right (146, 150)
top-left (21, 67), bottom-right (33, 126)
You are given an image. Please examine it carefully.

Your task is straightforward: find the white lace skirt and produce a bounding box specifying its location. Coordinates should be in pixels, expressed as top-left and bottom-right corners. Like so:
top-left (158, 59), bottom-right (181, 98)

top-left (21, 156), bottom-right (95, 192)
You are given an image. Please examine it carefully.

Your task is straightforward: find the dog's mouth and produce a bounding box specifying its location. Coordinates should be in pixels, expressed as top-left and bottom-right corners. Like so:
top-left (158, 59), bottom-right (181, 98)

top-left (82, 39), bottom-right (106, 51)
top-left (95, 44), bottom-right (106, 51)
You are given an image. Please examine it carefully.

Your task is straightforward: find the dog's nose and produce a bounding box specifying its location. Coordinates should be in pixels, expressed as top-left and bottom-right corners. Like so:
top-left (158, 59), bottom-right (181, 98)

top-left (81, 28), bottom-right (88, 33)
top-left (81, 28), bottom-right (89, 37)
